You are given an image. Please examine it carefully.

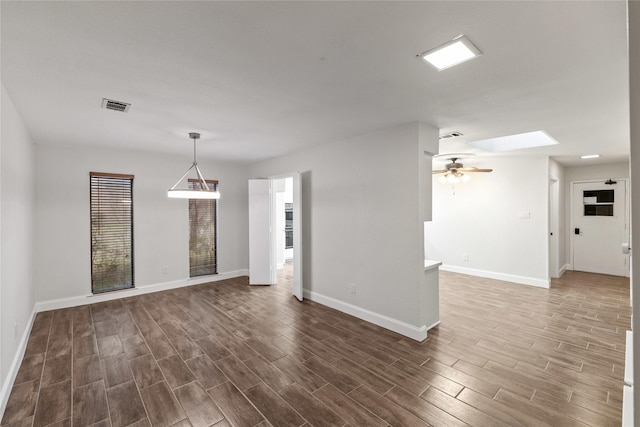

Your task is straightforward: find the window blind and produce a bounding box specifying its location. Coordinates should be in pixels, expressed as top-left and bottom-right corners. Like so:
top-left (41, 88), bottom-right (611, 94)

top-left (90, 172), bottom-right (134, 293)
top-left (188, 179), bottom-right (218, 277)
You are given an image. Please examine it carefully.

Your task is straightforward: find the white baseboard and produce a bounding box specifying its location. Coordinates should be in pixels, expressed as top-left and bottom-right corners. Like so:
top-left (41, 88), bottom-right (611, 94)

top-left (623, 385), bottom-right (634, 427)
top-left (303, 289), bottom-right (429, 342)
top-left (1, 306), bottom-right (37, 417)
top-left (440, 264), bottom-right (550, 289)
top-left (35, 269), bottom-right (249, 312)
top-left (559, 263), bottom-right (570, 277)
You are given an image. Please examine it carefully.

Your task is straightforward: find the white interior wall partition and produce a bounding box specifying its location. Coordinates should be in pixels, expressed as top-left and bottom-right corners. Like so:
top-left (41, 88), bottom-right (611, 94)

top-left (627, 3), bottom-right (639, 423)
top-left (249, 122), bottom-right (439, 340)
top-left (34, 144), bottom-right (250, 303)
top-left (0, 84), bottom-right (37, 414)
top-left (426, 156), bottom-right (550, 287)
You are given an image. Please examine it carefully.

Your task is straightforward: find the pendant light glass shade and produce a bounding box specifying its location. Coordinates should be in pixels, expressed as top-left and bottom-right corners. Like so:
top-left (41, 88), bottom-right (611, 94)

top-left (168, 132), bottom-right (220, 199)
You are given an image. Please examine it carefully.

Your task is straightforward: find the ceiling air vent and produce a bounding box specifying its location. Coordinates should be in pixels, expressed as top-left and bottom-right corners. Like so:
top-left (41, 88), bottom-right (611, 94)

top-left (439, 131), bottom-right (463, 140)
top-left (101, 98), bottom-right (131, 113)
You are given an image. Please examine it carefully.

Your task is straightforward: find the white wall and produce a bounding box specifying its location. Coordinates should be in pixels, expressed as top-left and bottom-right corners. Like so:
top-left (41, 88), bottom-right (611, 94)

top-left (35, 144), bottom-right (249, 302)
top-left (426, 156), bottom-right (549, 287)
top-left (563, 161), bottom-right (629, 269)
top-left (629, 3), bottom-right (640, 422)
top-left (249, 122), bottom-right (439, 335)
top-left (1, 85), bottom-right (36, 389)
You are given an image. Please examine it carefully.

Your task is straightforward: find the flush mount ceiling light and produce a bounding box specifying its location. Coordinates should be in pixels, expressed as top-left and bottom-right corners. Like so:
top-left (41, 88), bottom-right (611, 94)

top-left (580, 154), bottom-right (600, 159)
top-left (168, 132), bottom-right (220, 200)
top-left (468, 130), bottom-right (558, 153)
top-left (419, 35), bottom-right (482, 71)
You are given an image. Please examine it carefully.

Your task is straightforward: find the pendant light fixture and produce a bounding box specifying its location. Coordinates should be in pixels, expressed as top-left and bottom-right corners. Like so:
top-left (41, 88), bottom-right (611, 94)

top-left (167, 132), bottom-right (220, 199)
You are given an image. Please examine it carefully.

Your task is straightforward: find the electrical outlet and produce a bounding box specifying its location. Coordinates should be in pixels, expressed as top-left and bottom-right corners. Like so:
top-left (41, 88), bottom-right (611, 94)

top-left (349, 283), bottom-right (357, 294)
top-left (463, 254), bottom-right (469, 262)
top-left (161, 266), bottom-right (169, 275)
top-left (518, 211), bottom-right (531, 219)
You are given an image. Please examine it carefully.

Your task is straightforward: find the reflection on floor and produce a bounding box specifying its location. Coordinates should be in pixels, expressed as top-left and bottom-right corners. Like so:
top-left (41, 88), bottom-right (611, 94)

top-left (1, 269), bottom-right (629, 426)
top-left (277, 260), bottom-right (293, 289)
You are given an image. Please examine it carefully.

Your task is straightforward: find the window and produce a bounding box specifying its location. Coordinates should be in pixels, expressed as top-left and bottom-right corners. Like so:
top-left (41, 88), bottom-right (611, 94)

top-left (90, 172), bottom-right (134, 293)
top-left (583, 189), bottom-right (614, 217)
top-left (189, 179), bottom-right (218, 277)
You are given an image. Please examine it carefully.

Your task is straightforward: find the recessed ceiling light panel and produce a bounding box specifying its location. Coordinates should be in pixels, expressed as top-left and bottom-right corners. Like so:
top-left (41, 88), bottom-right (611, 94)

top-left (580, 154), bottom-right (600, 159)
top-left (419, 35), bottom-right (482, 71)
top-left (468, 130), bottom-right (558, 153)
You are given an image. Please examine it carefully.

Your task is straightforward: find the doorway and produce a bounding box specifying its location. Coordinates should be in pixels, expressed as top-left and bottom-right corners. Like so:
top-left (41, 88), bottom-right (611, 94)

top-left (571, 179), bottom-right (629, 277)
top-left (248, 172), bottom-right (303, 301)
top-left (271, 177), bottom-right (294, 288)
top-left (549, 179), bottom-right (560, 278)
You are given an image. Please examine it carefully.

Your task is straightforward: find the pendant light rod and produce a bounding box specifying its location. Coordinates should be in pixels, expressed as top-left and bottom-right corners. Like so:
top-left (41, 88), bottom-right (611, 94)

top-left (189, 132), bottom-right (199, 165)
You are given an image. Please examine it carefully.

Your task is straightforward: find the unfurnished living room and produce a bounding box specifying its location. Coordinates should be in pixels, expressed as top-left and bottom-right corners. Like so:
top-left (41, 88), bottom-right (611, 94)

top-left (1, 1), bottom-right (640, 426)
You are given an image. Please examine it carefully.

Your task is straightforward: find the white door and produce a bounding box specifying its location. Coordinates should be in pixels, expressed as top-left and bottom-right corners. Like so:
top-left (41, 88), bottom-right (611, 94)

top-left (572, 180), bottom-right (629, 277)
top-left (292, 172), bottom-right (303, 301)
top-left (248, 179), bottom-right (272, 285)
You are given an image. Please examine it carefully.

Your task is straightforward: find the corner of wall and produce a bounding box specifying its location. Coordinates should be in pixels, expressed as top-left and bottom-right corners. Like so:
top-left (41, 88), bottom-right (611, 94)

top-left (0, 83), bottom-right (37, 411)
top-left (0, 307), bottom-right (36, 417)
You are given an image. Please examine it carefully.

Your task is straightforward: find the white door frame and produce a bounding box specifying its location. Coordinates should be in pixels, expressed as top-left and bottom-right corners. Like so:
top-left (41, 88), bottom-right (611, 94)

top-left (569, 178), bottom-right (630, 276)
top-left (549, 178), bottom-right (560, 279)
top-left (266, 172), bottom-right (303, 301)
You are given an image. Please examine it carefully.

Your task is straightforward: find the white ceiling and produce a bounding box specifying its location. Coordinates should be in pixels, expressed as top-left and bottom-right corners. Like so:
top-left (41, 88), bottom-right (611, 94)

top-left (1, 1), bottom-right (630, 166)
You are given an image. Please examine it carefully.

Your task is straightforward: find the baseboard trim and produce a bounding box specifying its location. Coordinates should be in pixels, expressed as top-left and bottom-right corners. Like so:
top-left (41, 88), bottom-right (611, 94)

top-left (35, 269), bottom-right (249, 312)
top-left (440, 264), bottom-right (550, 289)
top-left (303, 290), bottom-right (428, 342)
top-left (1, 306), bottom-right (37, 417)
top-left (559, 263), bottom-right (570, 277)
top-left (426, 320), bottom-right (441, 331)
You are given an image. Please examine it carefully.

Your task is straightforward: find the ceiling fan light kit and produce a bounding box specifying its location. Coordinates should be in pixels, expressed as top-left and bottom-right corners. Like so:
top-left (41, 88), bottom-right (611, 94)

top-left (168, 132), bottom-right (220, 200)
top-left (432, 154), bottom-right (492, 185)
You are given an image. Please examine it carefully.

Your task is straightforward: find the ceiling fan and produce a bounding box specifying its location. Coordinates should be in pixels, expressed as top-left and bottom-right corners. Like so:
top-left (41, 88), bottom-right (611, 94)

top-left (432, 153), bottom-right (492, 184)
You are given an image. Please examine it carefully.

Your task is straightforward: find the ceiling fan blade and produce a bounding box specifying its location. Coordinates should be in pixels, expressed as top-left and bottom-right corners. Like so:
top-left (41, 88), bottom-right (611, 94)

top-left (464, 168), bottom-right (493, 173)
top-left (432, 169), bottom-right (447, 174)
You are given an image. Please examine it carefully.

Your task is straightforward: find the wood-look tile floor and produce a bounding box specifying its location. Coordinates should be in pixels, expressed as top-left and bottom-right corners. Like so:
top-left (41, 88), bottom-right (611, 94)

top-left (2, 268), bottom-right (630, 427)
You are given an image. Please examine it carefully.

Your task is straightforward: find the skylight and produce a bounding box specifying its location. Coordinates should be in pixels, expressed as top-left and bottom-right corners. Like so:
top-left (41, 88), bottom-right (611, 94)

top-left (419, 35), bottom-right (482, 71)
top-left (468, 131), bottom-right (558, 152)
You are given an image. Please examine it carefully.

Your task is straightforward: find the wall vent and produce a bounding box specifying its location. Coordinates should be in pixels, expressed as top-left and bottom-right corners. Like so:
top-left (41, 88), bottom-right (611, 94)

top-left (101, 98), bottom-right (131, 113)
top-left (439, 131), bottom-right (463, 140)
